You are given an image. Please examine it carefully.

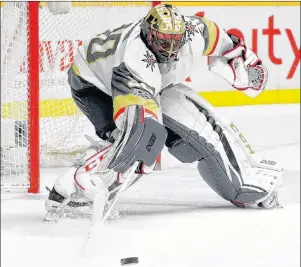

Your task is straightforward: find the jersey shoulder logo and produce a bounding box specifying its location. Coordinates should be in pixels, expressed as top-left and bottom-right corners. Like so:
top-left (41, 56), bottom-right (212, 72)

top-left (185, 20), bottom-right (202, 42)
top-left (142, 51), bottom-right (157, 71)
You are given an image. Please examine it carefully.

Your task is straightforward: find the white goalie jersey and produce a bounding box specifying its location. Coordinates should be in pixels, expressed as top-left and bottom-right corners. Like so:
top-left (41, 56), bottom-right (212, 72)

top-left (71, 15), bottom-right (264, 127)
top-left (72, 16), bottom-right (235, 96)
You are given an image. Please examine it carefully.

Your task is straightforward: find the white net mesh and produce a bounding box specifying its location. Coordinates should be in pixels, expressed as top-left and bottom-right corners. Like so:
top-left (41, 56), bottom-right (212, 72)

top-left (1, 2), bottom-right (29, 187)
top-left (1, 2), bottom-right (151, 191)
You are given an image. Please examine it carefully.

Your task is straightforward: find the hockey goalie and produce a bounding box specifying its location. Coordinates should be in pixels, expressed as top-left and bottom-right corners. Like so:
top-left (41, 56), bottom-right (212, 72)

top-left (45, 4), bottom-right (283, 220)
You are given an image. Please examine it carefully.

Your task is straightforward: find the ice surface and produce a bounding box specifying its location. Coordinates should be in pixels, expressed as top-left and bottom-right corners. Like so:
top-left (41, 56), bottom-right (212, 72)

top-left (1, 104), bottom-right (300, 267)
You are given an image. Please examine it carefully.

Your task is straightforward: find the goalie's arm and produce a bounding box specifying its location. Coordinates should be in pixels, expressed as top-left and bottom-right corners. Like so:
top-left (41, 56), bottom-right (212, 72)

top-left (192, 16), bottom-right (267, 97)
top-left (196, 16), bottom-right (261, 65)
top-left (106, 48), bottom-right (167, 173)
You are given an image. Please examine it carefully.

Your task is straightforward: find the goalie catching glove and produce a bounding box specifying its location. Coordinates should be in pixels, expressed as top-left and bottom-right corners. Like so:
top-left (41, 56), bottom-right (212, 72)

top-left (209, 34), bottom-right (268, 98)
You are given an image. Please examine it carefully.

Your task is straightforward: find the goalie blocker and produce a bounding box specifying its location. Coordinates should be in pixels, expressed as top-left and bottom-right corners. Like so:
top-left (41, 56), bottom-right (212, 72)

top-left (45, 104), bottom-right (167, 217)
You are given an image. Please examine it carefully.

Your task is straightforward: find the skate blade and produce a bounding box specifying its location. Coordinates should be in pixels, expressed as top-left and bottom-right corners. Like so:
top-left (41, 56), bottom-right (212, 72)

top-left (44, 197), bottom-right (71, 222)
top-left (44, 211), bottom-right (60, 222)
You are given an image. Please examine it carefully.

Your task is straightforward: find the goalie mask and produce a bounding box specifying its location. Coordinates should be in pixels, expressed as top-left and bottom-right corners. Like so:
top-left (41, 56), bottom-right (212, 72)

top-left (141, 4), bottom-right (186, 63)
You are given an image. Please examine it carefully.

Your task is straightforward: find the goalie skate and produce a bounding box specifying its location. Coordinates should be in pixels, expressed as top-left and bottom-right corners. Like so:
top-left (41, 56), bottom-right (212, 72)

top-left (44, 135), bottom-right (113, 222)
top-left (44, 186), bottom-right (93, 222)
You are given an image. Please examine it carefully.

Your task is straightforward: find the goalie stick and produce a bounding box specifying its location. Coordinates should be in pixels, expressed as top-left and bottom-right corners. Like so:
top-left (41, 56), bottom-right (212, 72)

top-left (81, 161), bottom-right (140, 253)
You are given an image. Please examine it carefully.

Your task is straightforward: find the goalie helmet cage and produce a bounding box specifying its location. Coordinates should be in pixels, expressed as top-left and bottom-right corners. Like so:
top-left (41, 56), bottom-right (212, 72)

top-left (1, 1), bottom-right (161, 194)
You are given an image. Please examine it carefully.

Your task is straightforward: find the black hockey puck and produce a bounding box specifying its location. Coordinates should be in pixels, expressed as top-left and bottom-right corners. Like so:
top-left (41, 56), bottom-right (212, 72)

top-left (120, 257), bottom-right (139, 265)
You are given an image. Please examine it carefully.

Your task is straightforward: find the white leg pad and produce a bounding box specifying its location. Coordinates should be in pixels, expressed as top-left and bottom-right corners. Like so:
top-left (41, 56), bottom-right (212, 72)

top-left (161, 88), bottom-right (207, 135)
top-left (53, 167), bottom-right (78, 199)
top-left (74, 167), bottom-right (109, 202)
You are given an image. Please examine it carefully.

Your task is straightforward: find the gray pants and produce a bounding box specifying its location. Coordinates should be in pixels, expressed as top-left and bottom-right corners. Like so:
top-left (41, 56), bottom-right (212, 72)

top-left (68, 68), bottom-right (116, 141)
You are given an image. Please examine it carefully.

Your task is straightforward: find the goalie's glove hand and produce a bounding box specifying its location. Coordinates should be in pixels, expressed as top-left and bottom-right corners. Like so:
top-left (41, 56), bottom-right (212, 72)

top-left (221, 36), bottom-right (268, 97)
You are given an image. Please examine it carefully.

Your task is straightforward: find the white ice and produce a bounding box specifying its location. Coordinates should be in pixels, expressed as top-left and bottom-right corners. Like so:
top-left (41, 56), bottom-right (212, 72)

top-left (2, 104), bottom-right (300, 267)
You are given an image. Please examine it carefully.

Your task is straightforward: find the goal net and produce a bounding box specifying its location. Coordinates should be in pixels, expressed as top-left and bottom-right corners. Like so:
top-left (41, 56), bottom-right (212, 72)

top-left (1, 1), bottom-right (155, 193)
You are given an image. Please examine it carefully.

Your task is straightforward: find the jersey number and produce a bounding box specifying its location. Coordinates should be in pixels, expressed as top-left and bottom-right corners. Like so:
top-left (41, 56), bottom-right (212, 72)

top-left (87, 24), bottom-right (131, 64)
